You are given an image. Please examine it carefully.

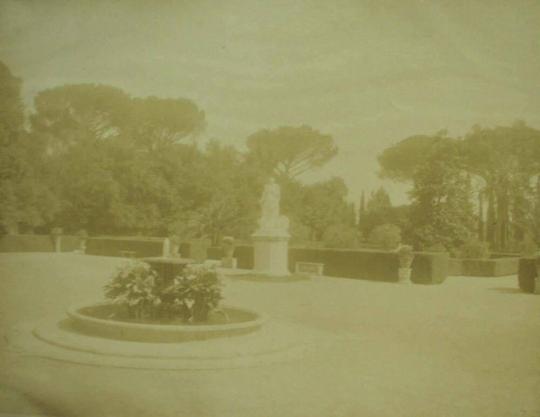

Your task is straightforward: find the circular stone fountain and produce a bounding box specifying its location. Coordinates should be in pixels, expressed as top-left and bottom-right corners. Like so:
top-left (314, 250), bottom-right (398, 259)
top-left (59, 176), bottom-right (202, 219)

top-left (7, 294), bottom-right (329, 370)
top-left (7, 311), bottom-right (325, 370)
top-left (66, 303), bottom-right (265, 343)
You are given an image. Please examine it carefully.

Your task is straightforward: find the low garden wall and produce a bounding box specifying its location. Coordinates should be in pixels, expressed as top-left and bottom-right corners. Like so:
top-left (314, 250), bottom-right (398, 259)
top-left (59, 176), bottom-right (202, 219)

top-left (207, 245), bottom-right (447, 284)
top-left (0, 234), bottom-right (80, 253)
top-left (518, 257), bottom-right (537, 293)
top-left (448, 257), bottom-right (519, 277)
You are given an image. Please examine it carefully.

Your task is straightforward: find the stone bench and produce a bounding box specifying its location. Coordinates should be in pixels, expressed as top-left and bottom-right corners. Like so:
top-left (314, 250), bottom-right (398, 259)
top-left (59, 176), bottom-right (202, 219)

top-left (295, 262), bottom-right (324, 276)
top-left (119, 250), bottom-right (137, 258)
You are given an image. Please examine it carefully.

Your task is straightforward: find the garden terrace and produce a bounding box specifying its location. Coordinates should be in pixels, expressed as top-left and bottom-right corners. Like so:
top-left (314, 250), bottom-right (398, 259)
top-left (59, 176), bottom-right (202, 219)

top-left (0, 253), bottom-right (538, 417)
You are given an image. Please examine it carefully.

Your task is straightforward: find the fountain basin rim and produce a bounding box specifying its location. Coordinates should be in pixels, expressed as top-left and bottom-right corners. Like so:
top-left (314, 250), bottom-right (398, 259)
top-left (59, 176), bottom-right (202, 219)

top-left (66, 303), bottom-right (266, 342)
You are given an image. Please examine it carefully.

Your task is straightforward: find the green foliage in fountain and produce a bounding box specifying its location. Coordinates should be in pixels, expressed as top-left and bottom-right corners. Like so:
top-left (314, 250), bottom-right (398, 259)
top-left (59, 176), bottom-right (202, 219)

top-left (104, 261), bottom-right (222, 322)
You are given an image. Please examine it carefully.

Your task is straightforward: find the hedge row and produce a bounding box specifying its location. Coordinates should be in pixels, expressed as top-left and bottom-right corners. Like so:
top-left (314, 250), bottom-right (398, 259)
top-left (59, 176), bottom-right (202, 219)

top-left (463, 258), bottom-right (518, 277)
top-left (518, 258), bottom-right (537, 293)
top-left (448, 258), bottom-right (463, 276)
top-left (448, 257), bottom-right (519, 277)
top-left (289, 248), bottom-right (400, 282)
top-left (60, 236), bottom-right (81, 252)
top-left (178, 240), bottom-right (211, 262)
top-left (0, 234), bottom-right (81, 253)
top-left (207, 245), bottom-right (447, 284)
top-left (85, 237), bottom-right (165, 258)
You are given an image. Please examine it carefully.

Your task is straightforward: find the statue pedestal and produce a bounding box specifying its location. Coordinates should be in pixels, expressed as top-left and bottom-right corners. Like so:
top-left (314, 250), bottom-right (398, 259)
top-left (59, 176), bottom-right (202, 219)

top-left (252, 234), bottom-right (290, 276)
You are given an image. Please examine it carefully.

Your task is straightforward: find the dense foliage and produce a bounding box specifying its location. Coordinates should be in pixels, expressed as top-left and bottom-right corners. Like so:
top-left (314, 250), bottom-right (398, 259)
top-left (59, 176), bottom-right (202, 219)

top-left (104, 261), bottom-right (222, 322)
top-left (368, 223), bottom-right (402, 250)
top-left (3, 58), bottom-right (539, 255)
top-left (458, 238), bottom-right (490, 260)
top-left (378, 124), bottom-right (540, 252)
top-left (104, 261), bottom-right (161, 319)
top-left (0, 61), bottom-right (355, 245)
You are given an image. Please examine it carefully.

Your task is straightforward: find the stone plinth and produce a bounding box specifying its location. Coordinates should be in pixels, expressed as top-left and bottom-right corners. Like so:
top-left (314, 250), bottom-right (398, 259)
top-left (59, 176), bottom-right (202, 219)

top-left (252, 234), bottom-right (290, 276)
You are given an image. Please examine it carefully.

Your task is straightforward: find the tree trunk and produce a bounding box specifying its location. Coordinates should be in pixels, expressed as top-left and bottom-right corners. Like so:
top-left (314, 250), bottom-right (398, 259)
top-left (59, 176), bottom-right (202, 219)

top-left (486, 188), bottom-right (496, 246)
top-left (478, 191), bottom-right (485, 241)
top-left (496, 190), bottom-right (509, 251)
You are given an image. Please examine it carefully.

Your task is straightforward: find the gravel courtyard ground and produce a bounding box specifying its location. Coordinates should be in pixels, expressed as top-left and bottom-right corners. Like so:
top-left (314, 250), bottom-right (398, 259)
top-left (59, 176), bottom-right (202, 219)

top-left (0, 253), bottom-right (539, 417)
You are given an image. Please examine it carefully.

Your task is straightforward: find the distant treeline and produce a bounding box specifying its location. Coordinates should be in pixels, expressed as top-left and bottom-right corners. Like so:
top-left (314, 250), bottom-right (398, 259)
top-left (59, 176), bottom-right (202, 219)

top-left (2, 60), bottom-right (539, 253)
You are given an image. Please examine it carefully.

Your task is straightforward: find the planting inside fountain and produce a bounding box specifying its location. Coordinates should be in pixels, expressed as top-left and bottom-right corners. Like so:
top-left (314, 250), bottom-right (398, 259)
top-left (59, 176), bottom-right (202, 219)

top-left (67, 260), bottom-right (264, 342)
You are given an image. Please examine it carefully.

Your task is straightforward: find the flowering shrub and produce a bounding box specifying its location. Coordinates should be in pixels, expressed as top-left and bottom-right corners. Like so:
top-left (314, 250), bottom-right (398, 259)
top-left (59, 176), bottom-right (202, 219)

top-left (104, 261), bottom-right (222, 322)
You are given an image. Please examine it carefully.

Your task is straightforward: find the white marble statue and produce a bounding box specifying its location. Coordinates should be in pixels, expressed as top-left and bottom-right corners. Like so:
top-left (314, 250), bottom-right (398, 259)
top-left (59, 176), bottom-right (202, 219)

top-left (256, 178), bottom-right (289, 235)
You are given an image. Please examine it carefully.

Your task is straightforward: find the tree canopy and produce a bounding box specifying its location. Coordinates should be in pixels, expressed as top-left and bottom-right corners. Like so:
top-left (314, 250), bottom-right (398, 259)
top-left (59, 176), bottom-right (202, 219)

top-left (377, 131), bottom-right (451, 182)
top-left (379, 122), bottom-right (540, 251)
top-left (246, 125), bottom-right (337, 180)
top-left (0, 61), bottom-right (353, 244)
top-left (0, 61), bottom-right (58, 234)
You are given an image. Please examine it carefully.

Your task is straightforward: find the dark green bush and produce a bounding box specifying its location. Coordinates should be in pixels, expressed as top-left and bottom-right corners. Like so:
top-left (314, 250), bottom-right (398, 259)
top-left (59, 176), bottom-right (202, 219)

top-left (518, 258), bottom-right (537, 293)
top-left (410, 252), bottom-right (448, 284)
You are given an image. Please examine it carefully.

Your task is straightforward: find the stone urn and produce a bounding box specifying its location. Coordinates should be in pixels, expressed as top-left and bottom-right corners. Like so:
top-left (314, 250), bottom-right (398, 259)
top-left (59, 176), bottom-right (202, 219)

top-left (397, 244), bottom-right (414, 284)
top-left (169, 235), bottom-right (181, 258)
top-left (77, 229), bottom-right (88, 253)
top-left (221, 236), bottom-right (236, 268)
top-left (51, 227), bottom-right (63, 253)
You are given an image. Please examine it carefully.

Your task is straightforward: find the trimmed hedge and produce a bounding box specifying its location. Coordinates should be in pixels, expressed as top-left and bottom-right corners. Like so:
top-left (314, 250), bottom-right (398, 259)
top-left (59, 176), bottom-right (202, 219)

top-left (0, 234), bottom-right (81, 253)
top-left (206, 245), bottom-right (446, 284)
top-left (60, 236), bottom-right (81, 252)
top-left (518, 257), bottom-right (537, 293)
top-left (178, 240), bottom-right (211, 262)
top-left (289, 248), bottom-right (399, 282)
top-left (410, 252), bottom-right (448, 284)
top-left (85, 237), bottom-right (164, 258)
top-left (234, 245), bottom-right (255, 269)
top-left (448, 257), bottom-right (520, 277)
top-left (206, 245), bottom-right (254, 269)
top-left (0, 234), bottom-right (54, 252)
top-left (448, 258), bottom-right (463, 276)
top-left (460, 257), bottom-right (519, 277)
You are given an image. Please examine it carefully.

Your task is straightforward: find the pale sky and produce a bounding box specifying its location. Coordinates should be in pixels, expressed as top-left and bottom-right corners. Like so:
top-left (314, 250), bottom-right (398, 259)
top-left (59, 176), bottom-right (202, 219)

top-left (1, 0), bottom-right (539, 205)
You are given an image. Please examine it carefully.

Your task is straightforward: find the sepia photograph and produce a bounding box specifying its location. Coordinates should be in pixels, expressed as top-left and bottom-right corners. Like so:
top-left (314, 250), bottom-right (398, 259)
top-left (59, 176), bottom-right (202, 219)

top-left (1, 1), bottom-right (539, 416)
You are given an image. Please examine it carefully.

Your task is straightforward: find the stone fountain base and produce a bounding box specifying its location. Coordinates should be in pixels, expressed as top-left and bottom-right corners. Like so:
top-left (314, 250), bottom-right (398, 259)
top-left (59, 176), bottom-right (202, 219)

top-left (66, 303), bottom-right (265, 343)
top-left (5, 313), bottom-right (328, 370)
